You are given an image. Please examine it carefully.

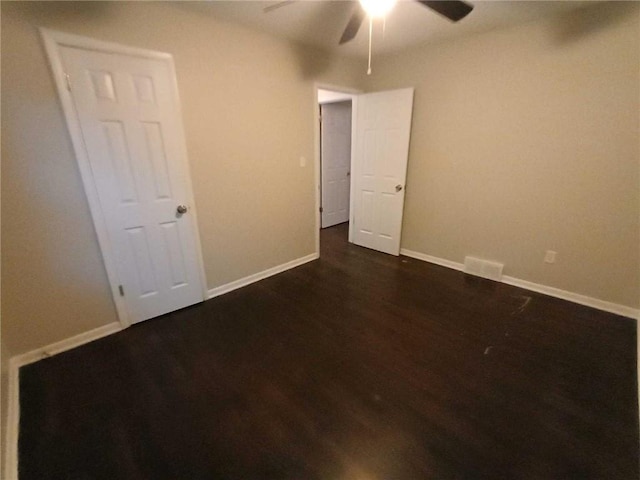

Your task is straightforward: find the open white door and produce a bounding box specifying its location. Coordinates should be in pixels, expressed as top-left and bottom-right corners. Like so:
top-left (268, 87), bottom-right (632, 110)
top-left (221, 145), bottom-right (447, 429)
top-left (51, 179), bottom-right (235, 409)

top-left (321, 101), bottom-right (352, 228)
top-left (43, 30), bottom-right (206, 325)
top-left (351, 88), bottom-right (414, 256)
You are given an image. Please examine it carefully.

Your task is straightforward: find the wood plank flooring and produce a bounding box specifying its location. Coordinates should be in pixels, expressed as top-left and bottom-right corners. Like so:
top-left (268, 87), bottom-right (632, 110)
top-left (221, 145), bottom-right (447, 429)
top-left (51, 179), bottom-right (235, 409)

top-left (19, 223), bottom-right (638, 479)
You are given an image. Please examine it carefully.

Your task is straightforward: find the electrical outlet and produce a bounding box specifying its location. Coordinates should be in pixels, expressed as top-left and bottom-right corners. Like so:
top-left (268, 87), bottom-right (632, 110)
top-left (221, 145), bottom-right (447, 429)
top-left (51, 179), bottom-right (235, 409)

top-left (544, 250), bottom-right (557, 264)
top-left (299, 156), bottom-right (306, 167)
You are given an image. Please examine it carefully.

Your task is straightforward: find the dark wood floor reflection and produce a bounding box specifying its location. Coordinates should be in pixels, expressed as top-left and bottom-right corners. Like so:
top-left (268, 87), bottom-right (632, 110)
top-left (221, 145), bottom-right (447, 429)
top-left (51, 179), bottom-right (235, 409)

top-left (20, 223), bottom-right (638, 479)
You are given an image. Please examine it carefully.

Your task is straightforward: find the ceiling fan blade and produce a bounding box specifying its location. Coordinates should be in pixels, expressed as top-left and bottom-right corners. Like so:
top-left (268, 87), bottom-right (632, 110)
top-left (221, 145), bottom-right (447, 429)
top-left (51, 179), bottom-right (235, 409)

top-left (339, 4), bottom-right (366, 45)
top-left (417, 1), bottom-right (474, 22)
top-left (263, 1), bottom-right (296, 14)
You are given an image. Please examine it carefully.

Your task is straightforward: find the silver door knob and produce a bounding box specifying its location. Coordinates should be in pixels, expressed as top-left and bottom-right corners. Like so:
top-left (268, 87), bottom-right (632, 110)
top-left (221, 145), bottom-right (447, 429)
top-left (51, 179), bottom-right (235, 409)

top-left (395, 184), bottom-right (403, 192)
top-left (176, 205), bottom-right (188, 214)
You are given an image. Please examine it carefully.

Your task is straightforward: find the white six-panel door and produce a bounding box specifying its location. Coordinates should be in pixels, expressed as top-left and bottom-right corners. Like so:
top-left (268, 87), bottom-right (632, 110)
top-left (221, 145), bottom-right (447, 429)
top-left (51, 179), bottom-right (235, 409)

top-left (352, 88), bottom-right (414, 256)
top-left (59, 44), bottom-right (204, 324)
top-left (321, 101), bottom-right (352, 228)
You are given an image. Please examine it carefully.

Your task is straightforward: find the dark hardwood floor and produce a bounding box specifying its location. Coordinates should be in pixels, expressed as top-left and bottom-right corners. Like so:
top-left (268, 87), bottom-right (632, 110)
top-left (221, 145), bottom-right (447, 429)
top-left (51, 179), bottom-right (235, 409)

top-left (19, 223), bottom-right (638, 479)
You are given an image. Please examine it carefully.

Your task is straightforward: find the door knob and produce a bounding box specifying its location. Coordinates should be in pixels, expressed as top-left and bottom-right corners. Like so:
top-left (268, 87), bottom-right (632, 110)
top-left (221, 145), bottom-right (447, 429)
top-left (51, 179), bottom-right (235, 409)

top-left (176, 205), bottom-right (188, 214)
top-left (395, 184), bottom-right (403, 192)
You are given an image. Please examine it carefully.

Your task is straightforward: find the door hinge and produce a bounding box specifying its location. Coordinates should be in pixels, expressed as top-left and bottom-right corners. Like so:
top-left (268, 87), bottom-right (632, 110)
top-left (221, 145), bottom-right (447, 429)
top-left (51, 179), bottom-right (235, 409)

top-left (118, 285), bottom-right (124, 296)
top-left (319, 206), bottom-right (323, 213)
top-left (64, 73), bottom-right (71, 92)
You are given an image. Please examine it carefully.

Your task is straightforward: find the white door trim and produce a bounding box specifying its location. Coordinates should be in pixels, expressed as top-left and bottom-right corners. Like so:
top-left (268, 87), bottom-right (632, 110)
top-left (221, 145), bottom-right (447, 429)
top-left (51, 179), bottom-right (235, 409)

top-left (314, 83), bottom-right (361, 255)
top-left (348, 95), bottom-right (359, 244)
top-left (40, 28), bottom-right (208, 328)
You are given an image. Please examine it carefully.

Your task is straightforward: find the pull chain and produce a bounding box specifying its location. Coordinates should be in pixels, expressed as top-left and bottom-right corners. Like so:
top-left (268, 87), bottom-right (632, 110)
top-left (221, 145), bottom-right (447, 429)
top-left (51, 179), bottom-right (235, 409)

top-left (367, 17), bottom-right (373, 75)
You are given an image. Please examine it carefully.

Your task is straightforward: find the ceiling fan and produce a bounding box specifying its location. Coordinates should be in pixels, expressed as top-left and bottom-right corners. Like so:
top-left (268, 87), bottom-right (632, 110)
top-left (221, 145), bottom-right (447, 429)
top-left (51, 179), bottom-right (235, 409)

top-left (264, 0), bottom-right (474, 45)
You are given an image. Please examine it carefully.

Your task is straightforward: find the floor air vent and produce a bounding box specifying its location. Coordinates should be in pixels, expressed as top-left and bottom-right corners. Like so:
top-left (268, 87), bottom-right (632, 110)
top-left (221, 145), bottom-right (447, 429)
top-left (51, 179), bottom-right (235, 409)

top-left (463, 256), bottom-right (504, 281)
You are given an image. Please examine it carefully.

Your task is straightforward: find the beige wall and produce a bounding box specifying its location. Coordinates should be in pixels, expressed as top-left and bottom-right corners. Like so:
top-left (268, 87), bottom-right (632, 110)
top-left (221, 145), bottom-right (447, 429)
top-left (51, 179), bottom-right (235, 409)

top-left (1, 1), bottom-right (365, 356)
top-left (365, 2), bottom-right (640, 308)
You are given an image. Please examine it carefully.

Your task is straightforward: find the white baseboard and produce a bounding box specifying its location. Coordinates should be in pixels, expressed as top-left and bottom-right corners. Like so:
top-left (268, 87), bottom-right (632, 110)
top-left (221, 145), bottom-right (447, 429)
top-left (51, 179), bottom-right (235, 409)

top-left (208, 253), bottom-right (319, 299)
top-left (4, 358), bottom-right (20, 480)
top-left (10, 322), bottom-right (123, 369)
top-left (4, 321), bottom-right (122, 480)
top-left (400, 249), bottom-right (464, 272)
top-left (501, 276), bottom-right (639, 319)
top-left (400, 248), bottom-right (639, 319)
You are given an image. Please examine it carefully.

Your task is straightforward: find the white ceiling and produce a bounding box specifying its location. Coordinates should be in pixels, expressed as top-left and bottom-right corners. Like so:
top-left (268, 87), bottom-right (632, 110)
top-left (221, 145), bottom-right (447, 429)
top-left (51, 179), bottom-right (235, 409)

top-left (194, 1), bottom-right (593, 57)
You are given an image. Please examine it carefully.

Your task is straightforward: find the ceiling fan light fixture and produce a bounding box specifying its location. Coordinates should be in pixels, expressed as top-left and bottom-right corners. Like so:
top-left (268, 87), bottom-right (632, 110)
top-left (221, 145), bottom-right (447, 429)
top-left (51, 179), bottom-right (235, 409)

top-left (359, 0), bottom-right (397, 18)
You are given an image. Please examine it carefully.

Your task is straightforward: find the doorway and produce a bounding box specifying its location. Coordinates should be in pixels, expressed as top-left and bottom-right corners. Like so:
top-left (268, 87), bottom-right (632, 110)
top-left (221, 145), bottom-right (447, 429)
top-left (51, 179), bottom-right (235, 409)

top-left (317, 88), bottom-right (356, 250)
top-left (314, 87), bottom-right (414, 258)
top-left (320, 100), bottom-right (351, 228)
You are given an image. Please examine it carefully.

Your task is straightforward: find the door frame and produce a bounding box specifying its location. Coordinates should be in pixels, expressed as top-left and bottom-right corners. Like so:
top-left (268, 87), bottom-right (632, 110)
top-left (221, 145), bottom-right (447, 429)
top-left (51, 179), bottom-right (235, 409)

top-left (314, 83), bottom-right (361, 255)
top-left (41, 28), bottom-right (208, 328)
top-left (319, 100), bottom-right (353, 229)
